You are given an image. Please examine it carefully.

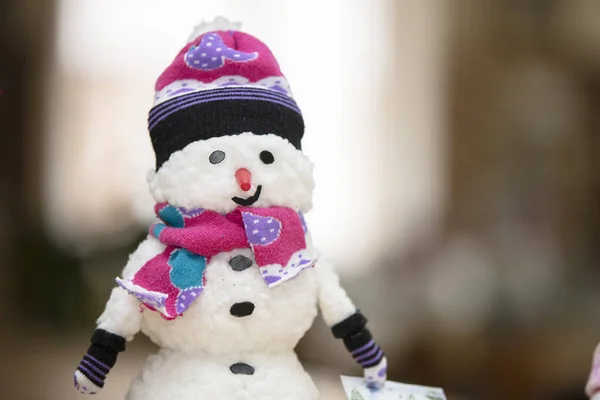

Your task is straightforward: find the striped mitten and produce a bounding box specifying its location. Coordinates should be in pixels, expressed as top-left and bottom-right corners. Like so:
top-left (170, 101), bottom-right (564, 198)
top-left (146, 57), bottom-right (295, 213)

top-left (74, 329), bottom-right (126, 394)
top-left (332, 311), bottom-right (387, 389)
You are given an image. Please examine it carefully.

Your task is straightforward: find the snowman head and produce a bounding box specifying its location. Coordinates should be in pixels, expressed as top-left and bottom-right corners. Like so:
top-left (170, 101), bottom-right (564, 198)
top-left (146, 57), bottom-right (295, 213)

top-left (146, 25), bottom-right (313, 213)
top-left (147, 133), bottom-right (314, 214)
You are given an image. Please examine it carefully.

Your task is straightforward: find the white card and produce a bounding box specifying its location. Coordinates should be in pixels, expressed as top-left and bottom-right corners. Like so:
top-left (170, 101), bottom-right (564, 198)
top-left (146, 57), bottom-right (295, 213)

top-left (340, 375), bottom-right (446, 400)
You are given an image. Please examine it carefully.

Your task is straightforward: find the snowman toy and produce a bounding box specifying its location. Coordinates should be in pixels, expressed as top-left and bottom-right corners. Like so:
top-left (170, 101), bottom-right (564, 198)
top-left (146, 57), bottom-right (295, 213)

top-left (73, 19), bottom-right (387, 400)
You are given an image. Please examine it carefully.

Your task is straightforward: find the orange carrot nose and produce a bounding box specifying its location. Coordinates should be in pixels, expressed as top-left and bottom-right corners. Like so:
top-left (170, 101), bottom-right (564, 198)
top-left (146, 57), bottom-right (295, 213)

top-left (235, 168), bottom-right (252, 191)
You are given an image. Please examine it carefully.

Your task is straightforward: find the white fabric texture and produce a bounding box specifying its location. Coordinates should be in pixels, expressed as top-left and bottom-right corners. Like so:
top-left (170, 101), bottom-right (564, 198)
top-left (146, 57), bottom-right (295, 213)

top-left (74, 370), bottom-right (102, 395)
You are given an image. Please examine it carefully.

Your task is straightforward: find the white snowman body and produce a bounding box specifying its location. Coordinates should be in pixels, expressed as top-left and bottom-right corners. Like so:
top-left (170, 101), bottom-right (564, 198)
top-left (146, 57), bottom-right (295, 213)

top-left (96, 133), bottom-right (357, 400)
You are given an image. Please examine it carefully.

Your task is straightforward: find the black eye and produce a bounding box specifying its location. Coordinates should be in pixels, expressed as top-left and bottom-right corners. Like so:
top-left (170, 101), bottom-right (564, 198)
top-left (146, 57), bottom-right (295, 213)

top-left (209, 150), bottom-right (225, 164)
top-left (259, 151), bottom-right (274, 164)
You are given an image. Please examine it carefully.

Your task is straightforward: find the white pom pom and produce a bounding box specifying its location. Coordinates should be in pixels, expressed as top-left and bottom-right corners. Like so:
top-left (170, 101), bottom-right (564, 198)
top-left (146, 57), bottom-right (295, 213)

top-left (187, 16), bottom-right (242, 43)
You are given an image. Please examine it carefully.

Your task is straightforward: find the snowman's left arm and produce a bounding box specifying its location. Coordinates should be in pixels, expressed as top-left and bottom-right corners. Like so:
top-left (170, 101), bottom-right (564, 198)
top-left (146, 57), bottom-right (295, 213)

top-left (314, 259), bottom-right (387, 389)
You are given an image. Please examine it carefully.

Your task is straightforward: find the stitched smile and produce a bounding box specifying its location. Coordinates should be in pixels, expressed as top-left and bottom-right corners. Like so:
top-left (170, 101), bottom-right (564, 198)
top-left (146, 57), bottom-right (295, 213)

top-left (232, 185), bottom-right (262, 206)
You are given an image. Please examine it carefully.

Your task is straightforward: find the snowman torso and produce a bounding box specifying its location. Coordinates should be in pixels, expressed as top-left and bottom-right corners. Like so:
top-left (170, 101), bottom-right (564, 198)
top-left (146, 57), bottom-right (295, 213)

top-left (123, 235), bottom-right (321, 400)
top-left (140, 245), bottom-right (319, 354)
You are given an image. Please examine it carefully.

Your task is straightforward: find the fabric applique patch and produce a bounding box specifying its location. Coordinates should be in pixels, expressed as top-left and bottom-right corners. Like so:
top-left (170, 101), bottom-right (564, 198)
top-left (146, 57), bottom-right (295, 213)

top-left (243, 212), bottom-right (282, 246)
top-left (117, 203), bottom-right (317, 320)
top-left (185, 32), bottom-right (258, 71)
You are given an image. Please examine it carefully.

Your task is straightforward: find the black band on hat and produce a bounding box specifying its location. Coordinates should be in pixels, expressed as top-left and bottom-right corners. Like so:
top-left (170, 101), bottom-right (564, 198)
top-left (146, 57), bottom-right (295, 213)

top-left (148, 89), bottom-right (304, 170)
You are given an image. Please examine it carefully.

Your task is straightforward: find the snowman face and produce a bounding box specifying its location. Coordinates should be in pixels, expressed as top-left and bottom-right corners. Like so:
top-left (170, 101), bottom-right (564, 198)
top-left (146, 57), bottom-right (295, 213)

top-left (147, 133), bottom-right (314, 213)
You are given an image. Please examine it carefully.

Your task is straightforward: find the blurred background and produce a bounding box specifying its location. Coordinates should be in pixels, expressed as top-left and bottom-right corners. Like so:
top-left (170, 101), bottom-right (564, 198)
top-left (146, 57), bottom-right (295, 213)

top-left (2, 0), bottom-right (600, 398)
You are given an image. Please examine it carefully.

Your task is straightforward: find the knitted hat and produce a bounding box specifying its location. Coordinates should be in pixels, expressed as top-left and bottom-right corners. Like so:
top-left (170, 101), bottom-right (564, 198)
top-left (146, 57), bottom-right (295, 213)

top-left (148, 19), bottom-right (304, 170)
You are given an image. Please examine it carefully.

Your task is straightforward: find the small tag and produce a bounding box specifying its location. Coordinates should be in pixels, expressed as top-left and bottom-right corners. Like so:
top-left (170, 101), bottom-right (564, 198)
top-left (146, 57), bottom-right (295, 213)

top-left (340, 376), bottom-right (446, 400)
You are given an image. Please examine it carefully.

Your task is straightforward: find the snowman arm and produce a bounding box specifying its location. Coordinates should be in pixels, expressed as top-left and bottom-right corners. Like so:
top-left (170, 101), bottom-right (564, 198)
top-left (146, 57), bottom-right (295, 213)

top-left (315, 260), bottom-right (387, 387)
top-left (314, 259), bottom-right (357, 326)
top-left (96, 235), bottom-right (166, 338)
top-left (74, 236), bottom-right (165, 394)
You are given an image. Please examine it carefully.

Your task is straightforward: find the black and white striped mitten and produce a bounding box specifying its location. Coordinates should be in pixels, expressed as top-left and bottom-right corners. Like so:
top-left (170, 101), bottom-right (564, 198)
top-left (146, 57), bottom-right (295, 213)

top-left (74, 329), bottom-right (126, 394)
top-left (332, 311), bottom-right (387, 389)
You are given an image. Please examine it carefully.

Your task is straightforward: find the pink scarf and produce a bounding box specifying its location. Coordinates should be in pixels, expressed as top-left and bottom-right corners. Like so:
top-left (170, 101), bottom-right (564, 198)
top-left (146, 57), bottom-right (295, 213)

top-left (117, 203), bottom-right (317, 320)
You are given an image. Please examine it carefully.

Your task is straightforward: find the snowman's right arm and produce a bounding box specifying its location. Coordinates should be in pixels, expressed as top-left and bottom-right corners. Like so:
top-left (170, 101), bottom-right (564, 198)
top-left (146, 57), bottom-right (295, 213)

top-left (315, 260), bottom-right (387, 389)
top-left (96, 235), bottom-right (166, 337)
top-left (74, 235), bottom-right (165, 394)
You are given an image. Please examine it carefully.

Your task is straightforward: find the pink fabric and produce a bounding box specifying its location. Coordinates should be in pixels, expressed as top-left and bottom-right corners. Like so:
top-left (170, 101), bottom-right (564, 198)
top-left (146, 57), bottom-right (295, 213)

top-left (145, 207), bottom-right (305, 266)
top-left (117, 204), bottom-right (316, 320)
top-left (156, 31), bottom-right (283, 91)
top-left (587, 343), bottom-right (600, 397)
top-left (152, 209), bottom-right (248, 259)
top-left (129, 251), bottom-right (182, 316)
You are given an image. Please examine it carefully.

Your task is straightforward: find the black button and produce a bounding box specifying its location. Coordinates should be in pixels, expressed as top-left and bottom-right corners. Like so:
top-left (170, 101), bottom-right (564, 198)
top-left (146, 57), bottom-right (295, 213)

top-left (229, 255), bottom-right (253, 271)
top-left (230, 302), bottom-right (255, 317)
top-left (230, 362), bottom-right (255, 375)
